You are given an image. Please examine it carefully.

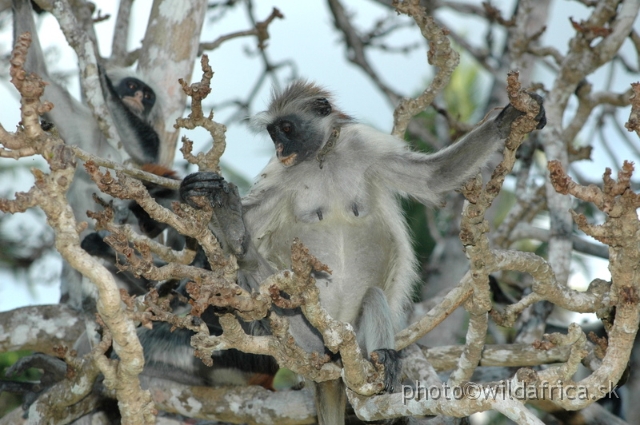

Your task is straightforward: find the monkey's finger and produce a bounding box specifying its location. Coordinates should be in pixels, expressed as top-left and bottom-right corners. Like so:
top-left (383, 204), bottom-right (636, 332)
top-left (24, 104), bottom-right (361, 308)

top-left (181, 190), bottom-right (228, 210)
top-left (178, 189), bottom-right (214, 209)
top-left (212, 191), bottom-right (227, 208)
top-left (181, 179), bottom-right (226, 193)
top-left (182, 172), bottom-right (224, 186)
top-left (180, 180), bottom-right (226, 197)
top-left (180, 175), bottom-right (221, 200)
top-left (180, 187), bottom-right (218, 206)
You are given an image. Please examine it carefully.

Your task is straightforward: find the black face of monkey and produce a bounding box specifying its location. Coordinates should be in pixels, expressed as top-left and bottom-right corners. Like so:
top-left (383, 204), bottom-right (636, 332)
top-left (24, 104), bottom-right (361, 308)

top-left (267, 114), bottom-right (325, 167)
top-left (116, 77), bottom-right (156, 119)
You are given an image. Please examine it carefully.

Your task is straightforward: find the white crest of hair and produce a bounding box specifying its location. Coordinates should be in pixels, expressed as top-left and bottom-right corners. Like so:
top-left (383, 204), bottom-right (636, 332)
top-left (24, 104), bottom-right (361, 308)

top-left (248, 110), bottom-right (273, 133)
top-left (249, 80), bottom-right (350, 133)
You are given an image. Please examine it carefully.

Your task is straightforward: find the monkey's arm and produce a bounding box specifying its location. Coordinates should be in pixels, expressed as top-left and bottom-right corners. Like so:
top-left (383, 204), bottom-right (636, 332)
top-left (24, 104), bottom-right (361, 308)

top-left (129, 185), bottom-right (178, 239)
top-left (355, 287), bottom-right (402, 392)
top-left (105, 188), bottom-right (282, 389)
top-left (376, 97), bottom-right (545, 204)
top-left (179, 172), bottom-right (249, 257)
top-left (180, 173), bottom-right (327, 352)
top-left (180, 172), bottom-right (278, 296)
top-left (12, 0), bottom-right (96, 142)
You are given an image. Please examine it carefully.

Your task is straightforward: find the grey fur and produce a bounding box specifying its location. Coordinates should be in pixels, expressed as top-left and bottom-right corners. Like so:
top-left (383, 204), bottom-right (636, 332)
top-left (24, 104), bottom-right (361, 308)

top-left (241, 80), bottom-right (544, 424)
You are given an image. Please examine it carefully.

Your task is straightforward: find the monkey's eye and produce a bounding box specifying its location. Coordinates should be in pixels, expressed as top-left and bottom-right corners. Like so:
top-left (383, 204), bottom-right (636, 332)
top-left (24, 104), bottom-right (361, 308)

top-left (128, 82), bottom-right (137, 91)
top-left (280, 121), bottom-right (293, 134)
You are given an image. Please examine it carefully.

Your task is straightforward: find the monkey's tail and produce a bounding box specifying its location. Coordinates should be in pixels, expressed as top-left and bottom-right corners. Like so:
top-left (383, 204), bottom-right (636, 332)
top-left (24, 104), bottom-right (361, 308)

top-left (315, 379), bottom-right (346, 425)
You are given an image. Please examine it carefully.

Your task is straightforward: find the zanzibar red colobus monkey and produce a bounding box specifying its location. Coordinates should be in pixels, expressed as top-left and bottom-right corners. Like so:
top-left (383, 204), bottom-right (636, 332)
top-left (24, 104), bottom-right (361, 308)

top-left (179, 81), bottom-right (545, 424)
top-left (12, 0), bottom-right (165, 309)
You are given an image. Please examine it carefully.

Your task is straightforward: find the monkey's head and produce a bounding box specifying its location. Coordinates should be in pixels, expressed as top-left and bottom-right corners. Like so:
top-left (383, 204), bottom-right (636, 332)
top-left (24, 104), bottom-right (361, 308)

top-left (252, 81), bottom-right (352, 167)
top-left (115, 77), bottom-right (157, 119)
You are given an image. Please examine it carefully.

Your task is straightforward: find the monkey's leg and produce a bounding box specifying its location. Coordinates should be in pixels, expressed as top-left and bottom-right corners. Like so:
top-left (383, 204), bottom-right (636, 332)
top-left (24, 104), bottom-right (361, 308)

top-left (315, 379), bottom-right (347, 425)
top-left (316, 285), bottom-right (402, 425)
top-left (356, 286), bottom-right (402, 393)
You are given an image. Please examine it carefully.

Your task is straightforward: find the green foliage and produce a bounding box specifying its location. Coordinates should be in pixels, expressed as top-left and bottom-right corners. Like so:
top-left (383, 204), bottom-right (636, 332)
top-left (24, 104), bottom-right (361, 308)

top-left (0, 351), bottom-right (40, 417)
top-left (402, 197), bottom-right (435, 265)
top-left (402, 59), bottom-right (483, 271)
top-left (273, 367), bottom-right (301, 391)
top-left (444, 60), bottom-right (480, 123)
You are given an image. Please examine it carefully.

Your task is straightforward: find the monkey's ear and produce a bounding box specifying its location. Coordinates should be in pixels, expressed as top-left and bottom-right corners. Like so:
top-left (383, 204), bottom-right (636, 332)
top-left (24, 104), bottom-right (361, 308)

top-left (312, 98), bottom-right (332, 116)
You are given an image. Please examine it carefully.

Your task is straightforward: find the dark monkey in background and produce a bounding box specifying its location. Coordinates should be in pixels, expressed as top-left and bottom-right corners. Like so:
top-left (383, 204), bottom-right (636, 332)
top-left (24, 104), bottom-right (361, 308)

top-left (180, 81), bottom-right (546, 424)
top-left (13, 0), bottom-right (280, 397)
top-left (12, 0), bottom-right (165, 308)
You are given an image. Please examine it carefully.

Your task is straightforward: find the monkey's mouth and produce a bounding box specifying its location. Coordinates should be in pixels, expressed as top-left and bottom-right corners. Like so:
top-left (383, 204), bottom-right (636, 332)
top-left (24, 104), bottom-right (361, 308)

top-left (122, 95), bottom-right (145, 117)
top-left (276, 144), bottom-right (297, 167)
top-left (278, 153), bottom-right (298, 167)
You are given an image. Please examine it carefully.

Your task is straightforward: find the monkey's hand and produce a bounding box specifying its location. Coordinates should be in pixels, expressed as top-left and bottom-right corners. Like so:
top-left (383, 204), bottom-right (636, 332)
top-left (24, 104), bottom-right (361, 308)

top-left (180, 172), bottom-right (248, 256)
top-left (495, 93), bottom-right (546, 138)
top-left (180, 172), bottom-right (235, 209)
top-left (371, 348), bottom-right (402, 393)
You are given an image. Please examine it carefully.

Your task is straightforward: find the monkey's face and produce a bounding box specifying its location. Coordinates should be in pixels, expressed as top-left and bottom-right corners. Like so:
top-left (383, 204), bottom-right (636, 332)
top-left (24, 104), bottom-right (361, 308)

top-left (117, 77), bottom-right (156, 119)
top-left (266, 114), bottom-right (325, 167)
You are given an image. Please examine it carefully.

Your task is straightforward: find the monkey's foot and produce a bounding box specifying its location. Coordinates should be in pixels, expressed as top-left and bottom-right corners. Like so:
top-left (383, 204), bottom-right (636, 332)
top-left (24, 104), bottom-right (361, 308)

top-left (529, 93), bottom-right (546, 129)
top-left (371, 348), bottom-right (402, 393)
top-left (496, 92), bottom-right (546, 138)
